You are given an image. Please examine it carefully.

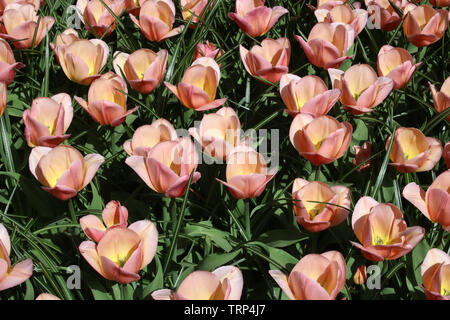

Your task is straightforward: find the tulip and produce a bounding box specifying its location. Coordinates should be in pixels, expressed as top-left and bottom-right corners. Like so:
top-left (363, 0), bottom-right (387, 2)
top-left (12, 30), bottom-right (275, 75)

top-left (240, 37), bottom-right (291, 84)
top-left (365, 0), bottom-right (402, 32)
top-left (79, 220), bottom-right (158, 284)
top-left (152, 266), bottom-right (243, 300)
top-left (126, 137), bottom-right (201, 197)
top-left (429, 76), bottom-right (450, 121)
top-left (113, 48), bottom-right (168, 94)
top-left (403, 5), bottom-right (448, 47)
top-left (0, 3), bottom-right (54, 49)
top-left (444, 142), bottom-right (450, 169)
top-left (0, 82), bottom-right (6, 118)
top-left (193, 41), bottom-right (223, 62)
top-left (216, 144), bottom-right (277, 199)
top-left (181, 0), bottom-right (210, 25)
top-left (289, 114), bottom-right (352, 166)
top-left (279, 74), bottom-right (341, 117)
top-left (75, 72), bottom-right (137, 126)
top-left (429, 0), bottom-right (450, 6)
top-left (269, 251), bottom-right (346, 300)
top-left (328, 64), bottom-right (393, 115)
top-left (292, 178), bottom-right (350, 232)
top-left (0, 38), bottom-right (24, 85)
top-left (228, 0), bottom-right (288, 37)
top-left (165, 57), bottom-right (227, 111)
top-left (35, 293), bottom-right (61, 300)
top-left (0, 0), bottom-right (40, 13)
top-left (314, 4), bottom-right (368, 35)
top-left (29, 145), bottom-right (104, 200)
top-left (76, 0), bottom-right (125, 37)
top-left (129, 0), bottom-right (184, 42)
top-left (189, 106), bottom-right (241, 160)
top-left (22, 93), bottom-right (73, 147)
top-left (0, 223), bottom-right (33, 291)
top-left (350, 196), bottom-right (425, 261)
top-left (309, 0), bottom-right (347, 10)
top-left (352, 141), bottom-right (372, 171)
top-left (80, 200), bottom-right (129, 242)
top-left (403, 170), bottom-right (450, 232)
top-left (386, 127), bottom-right (442, 173)
top-left (353, 265), bottom-right (367, 285)
top-left (124, 0), bottom-right (145, 16)
top-left (123, 118), bottom-right (178, 156)
top-left (421, 248), bottom-right (450, 300)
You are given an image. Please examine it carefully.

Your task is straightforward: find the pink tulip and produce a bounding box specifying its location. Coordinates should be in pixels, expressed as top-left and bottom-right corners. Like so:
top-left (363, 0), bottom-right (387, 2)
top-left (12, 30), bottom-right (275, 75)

top-left (193, 41), bottom-right (223, 62)
top-left (295, 22), bottom-right (355, 70)
top-left (444, 142), bottom-right (450, 169)
top-left (350, 196), bottom-right (425, 261)
top-left (279, 73), bottom-right (341, 117)
top-left (79, 220), bottom-right (158, 284)
top-left (289, 114), bottom-right (353, 166)
top-left (309, 0), bottom-right (347, 10)
top-left (0, 82), bottom-right (6, 118)
top-left (35, 293), bottom-right (61, 300)
top-left (403, 170), bottom-right (450, 232)
top-left (240, 37), bottom-right (291, 84)
top-left (29, 145), bottom-right (104, 200)
top-left (76, 0), bottom-right (125, 37)
top-left (75, 72), bottom-right (137, 126)
top-left (314, 4), bottom-right (368, 35)
top-left (124, 0), bottom-right (145, 16)
top-left (228, 0), bottom-right (288, 37)
top-left (113, 48), bottom-right (168, 94)
top-left (429, 0), bottom-right (450, 6)
top-left (0, 223), bottom-right (33, 291)
top-left (165, 57), bottom-right (227, 111)
top-left (386, 127), bottom-right (443, 173)
top-left (181, 0), bottom-right (210, 25)
top-left (123, 118), bottom-right (178, 156)
top-left (429, 76), bottom-right (450, 121)
top-left (328, 64), bottom-right (393, 115)
top-left (0, 0), bottom-right (40, 13)
top-left (0, 38), bottom-right (24, 85)
top-left (352, 141), bottom-right (372, 171)
top-left (421, 248), bottom-right (450, 300)
top-left (269, 251), bottom-right (346, 300)
top-left (365, 0), bottom-right (402, 32)
top-left (126, 137), bottom-right (201, 197)
top-left (152, 266), bottom-right (243, 300)
top-left (292, 178), bottom-right (350, 232)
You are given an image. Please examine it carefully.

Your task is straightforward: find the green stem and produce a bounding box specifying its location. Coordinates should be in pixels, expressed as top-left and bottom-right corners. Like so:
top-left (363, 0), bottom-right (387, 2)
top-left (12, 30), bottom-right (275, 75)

top-left (314, 165), bottom-right (320, 181)
top-left (244, 200), bottom-right (251, 240)
top-left (68, 198), bottom-right (77, 224)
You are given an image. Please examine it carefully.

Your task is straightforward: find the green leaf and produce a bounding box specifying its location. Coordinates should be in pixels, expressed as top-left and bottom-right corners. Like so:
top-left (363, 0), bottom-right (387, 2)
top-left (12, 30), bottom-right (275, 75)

top-left (199, 250), bottom-right (241, 271)
top-left (257, 229), bottom-right (307, 248)
top-left (185, 222), bottom-right (232, 252)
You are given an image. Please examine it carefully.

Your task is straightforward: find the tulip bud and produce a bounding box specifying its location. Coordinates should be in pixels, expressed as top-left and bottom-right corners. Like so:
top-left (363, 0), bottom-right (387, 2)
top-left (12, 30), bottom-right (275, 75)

top-left (352, 141), bottom-right (372, 171)
top-left (193, 41), bottom-right (223, 63)
top-left (429, 76), bottom-right (450, 121)
top-left (353, 265), bottom-right (367, 285)
top-left (0, 38), bottom-right (25, 85)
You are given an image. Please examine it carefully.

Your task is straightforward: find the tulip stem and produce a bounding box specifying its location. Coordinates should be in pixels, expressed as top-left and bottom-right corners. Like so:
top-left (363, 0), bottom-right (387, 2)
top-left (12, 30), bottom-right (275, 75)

top-left (314, 166), bottom-right (320, 181)
top-left (244, 200), bottom-right (251, 239)
top-left (68, 199), bottom-right (77, 225)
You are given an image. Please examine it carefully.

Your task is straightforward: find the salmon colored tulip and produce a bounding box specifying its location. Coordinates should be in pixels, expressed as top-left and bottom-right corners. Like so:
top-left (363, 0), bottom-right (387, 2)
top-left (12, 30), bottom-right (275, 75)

top-left (75, 72), bottom-right (137, 127)
top-left (29, 145), bottom-right (104, 200)
top-left (126, 137), bottom-right (201, 197)
top-left (76, 0), bottom-right (125, 37)
top-left (295, 22), bottom-right (355, 70)
top-left (79, 220), bottom-right (158, 284)
top-left (35, 293), bottom-right (61, 300)
top-left (421, 248), bottom-right (450, 300)
top-left (228, 0), bottom-right (288, 37)
top-left (129, 0), bottom-right (184, 42)
top-left (403, 170), bottom-right (450, 232)
top-left (289, 114), bottom-right (352, 166)
top-left (123, 118), bottom-right (178, 156)
top-left (113, 48), bottom-right (168, 94)
top-left (152, 266), bottom-right (243, 300)
top-left (386, 127), bottom-right (443, 173)
top-left (216, 144), bottom-right (277, 199)
top-left (350, 196), bottom-right (425, 261)
top-left (365, 0), bottom-right (402, 32)
top-left (80, 200), bottom-right (129, 242)
top-left (309, 0), bottom-right (348, 10)
top-left (403, 5), bottom-right (448, 47)
top-left (0, 38), bottom-right (24, 85)
top-left (0, 82), bottom-right (6, 118)
top-left (353, 265), bottom-right (367, 285)
top-left (269, 251), bottom-right (346, 300)
top-left (124, 0), bottom-right (145, 16)
top-left (328, 64), bottom-right (393, 115)
top-left (352, 141), bottom-right (372, 171)
top-left (193, 41), bottom-right (223, 62)
top-left (22, 93), bottom-right (73, 147)
top-left (429, 0), bottom-right (450, 6)
top-left (429, 76), bottom-right (450, 121)
top-left (292, 178), bottom-right (350, 232)
top-left (0, 0), bottom-right (40, 13)
top-left (165, 57), bottom-right (227, 111)
top-left (0, 3), bottom-right (54, 49)
top-left (280, 74), bottom-right (341, 117)
top-left (444, 142), bottom-right (450, 169)
top-left (189, 106), bottom-right (241, 160)
top-left (240, 37), bottom-right (291, 84)
top-left (181, 0), bottom-right (210, 24)
top-left (314, 4), bottom-right (368, 35)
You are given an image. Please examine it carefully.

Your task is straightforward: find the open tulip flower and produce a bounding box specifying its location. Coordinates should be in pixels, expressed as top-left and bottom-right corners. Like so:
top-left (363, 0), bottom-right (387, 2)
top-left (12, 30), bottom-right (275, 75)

top-left (0, 3), bottom-right (54, 49)
top-left (22, 93), bottom-right (73, 147)
top-left (429, 76), bottom-right (450, 120)
top-left (152, 266), bottom-right (243, 300)
top-left (228, 0), bottom-right (288, 37)
top-left (429, 0), bottom-right (450, 6)
top-left (0, 0), bottom-right (40, 13)
top-left (269, 251), bottom-right (346, 300)
top-left (289, 114), bottom-right (352, 166)
top-left (189, 106), bottom-right (241, 160)
top-left (29, 145), bottom-right (104, 200)
top-left (181, 0), bottom-right (210, 25)
top-left (0, 223), bottom-right (33, 291)
top-left (129, 0), bottom-right (185, 42)
top-left (80, 200), bottom-right (129, 242)
top-left (76, 0), bottom-right (125, 38)
top-left (403, 170), bottom-right (450, 232)
top-left (280, 74), bottom-right (341, 117)
top-left (79, 220), bottom-right (158, 284)
top-left (314, 4), bottom-right (368, 35)
top-left (292, 178), bottom-right (350, 232)
top-left (0, 82), bottom-right (6, 118)
top-left (0, 38), bottom-right (24, 85)
top-left (328, 64), bottom-right (394, 115)
top-left (365, 0), bottom-right (402, 32)
top-left (421, 248), bottom-right (450, 300)
top-left (350, 196), bottom-right (425, 261)
top-left (352, 141), bottom-right (372, 171)
top-left (165, 57), bottom-right (227, 111)
top-left (193, 41), bottom-right (223, 62)
top-left (308, 0), bottom-right (348, 10)
top-left (403, 5), bottom-right (448, 47)
top-left (386, 127), bottom-right (442, 173)
top-left (113, 48), bottom-right (168, 94)
top-left (75, 72), bottom-right (137, 127)
top-left (124, 0), bottom-right (145, 16)
top-left (240, 37), bottom-right (290, 84)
